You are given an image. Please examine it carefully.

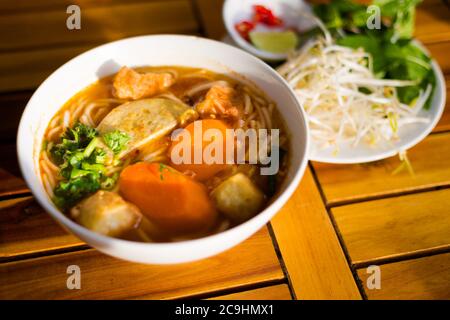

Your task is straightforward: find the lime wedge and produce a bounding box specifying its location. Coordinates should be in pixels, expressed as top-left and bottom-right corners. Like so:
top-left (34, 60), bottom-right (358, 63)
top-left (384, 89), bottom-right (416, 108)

top-left (249, 31), bottom-right (298, 54)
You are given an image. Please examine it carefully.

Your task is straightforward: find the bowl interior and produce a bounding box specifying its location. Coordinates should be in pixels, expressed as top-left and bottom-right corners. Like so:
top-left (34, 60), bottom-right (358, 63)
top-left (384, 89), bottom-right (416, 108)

top-left (17, 35), bottom-right (309, 264)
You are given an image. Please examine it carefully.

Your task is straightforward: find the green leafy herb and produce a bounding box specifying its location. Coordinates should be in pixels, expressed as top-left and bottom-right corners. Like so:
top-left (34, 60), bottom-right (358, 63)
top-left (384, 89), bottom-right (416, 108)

top-left (312, 0), bottom-right (435, 109)
top-left (336, 34), bottom-right (386, 76)
top-left (103, 130), bottom-right (130, 154)
top-left (50, 123), bottom-right (98, 164)
top-left (50, 123), bottom-right (117, 209)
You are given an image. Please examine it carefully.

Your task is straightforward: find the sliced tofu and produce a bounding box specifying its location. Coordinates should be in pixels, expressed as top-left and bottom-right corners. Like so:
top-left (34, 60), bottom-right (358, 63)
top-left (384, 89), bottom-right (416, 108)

top-left (71, 190), bottom-right (142, 237)
top-left (97, 98), bottom-right (189, 157)
top-left (211, 173), bottom-right (265, 223)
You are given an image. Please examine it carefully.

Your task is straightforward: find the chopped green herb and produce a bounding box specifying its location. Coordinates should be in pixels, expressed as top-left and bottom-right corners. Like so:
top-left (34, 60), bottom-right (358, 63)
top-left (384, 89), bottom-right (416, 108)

top-left (50, 123), bottom-right (117, 209)
top-left (103, 130), bottom-right (130, 154)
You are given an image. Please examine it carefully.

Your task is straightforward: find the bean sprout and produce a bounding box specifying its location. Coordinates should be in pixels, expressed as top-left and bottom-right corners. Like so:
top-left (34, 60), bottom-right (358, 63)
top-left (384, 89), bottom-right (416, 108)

top-left (277, 36), bottom-right (431, 150)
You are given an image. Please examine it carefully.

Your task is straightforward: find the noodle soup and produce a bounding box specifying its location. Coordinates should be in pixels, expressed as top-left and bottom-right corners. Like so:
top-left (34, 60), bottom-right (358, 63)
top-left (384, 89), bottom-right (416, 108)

top-left (40, 66), bottom-right (289, 242)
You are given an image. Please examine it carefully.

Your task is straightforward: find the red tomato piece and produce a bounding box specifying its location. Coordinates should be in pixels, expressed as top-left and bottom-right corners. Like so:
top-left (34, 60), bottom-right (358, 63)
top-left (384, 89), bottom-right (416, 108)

top-left (235, 20), bottom-right (255, 41)
top-left (253, 5), bottom-right (283, 27)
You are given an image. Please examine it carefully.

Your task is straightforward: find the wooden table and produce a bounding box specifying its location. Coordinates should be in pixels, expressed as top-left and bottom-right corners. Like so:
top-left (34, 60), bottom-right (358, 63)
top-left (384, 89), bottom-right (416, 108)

top-left (0, 0), bottom-right (449, 300)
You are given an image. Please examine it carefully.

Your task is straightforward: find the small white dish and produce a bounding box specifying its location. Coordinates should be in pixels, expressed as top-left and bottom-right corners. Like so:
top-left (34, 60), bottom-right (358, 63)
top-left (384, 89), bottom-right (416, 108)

top-left (309, 46), bottom-right (446, 164)
top-left (17, 35), bottom-right (309, 264)
top-left (223, 0), bottom-right (314, 61)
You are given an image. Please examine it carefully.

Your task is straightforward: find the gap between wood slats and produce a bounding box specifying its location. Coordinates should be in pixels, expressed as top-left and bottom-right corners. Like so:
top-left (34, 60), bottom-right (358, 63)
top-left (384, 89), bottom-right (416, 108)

top-left (313, 130), bottom-right (450, 207)
top-left (325, 183), bottom-right (450, 208)
top-left (206, 283), bottom-right (292, 300)
top-left (266, 223), bottom-right (298, 300)
top-left (170, 279), bottom-right (289, 300)
top-left (329, 187), bottom-right (450, 267)
top-left (356, 252), bottom-right (450, 300)
top-left (353, 244), bottom-right (450, 269)
top-left (0, 228), bottom-right (284, 300)
top-left (0, 245), bottom-right (91, 264)
top-left (128, 277), bottom-right (288, 300)
top-left (270, 167), bottom-right (361, 299)
top-left (0, 1), bottom-right (199, 52)
top-left (307, 162), bottom-right (369, 299)
top-left (0, 0), bottom-right (181, 15)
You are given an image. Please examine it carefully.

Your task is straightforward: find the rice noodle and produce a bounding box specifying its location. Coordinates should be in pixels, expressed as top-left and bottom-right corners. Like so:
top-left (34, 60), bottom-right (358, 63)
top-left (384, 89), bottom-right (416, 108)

top-left (185, 80), bottom-right (230, 97)
top-left (42, 173), bottom-right (55, 199)
top-left (156, 92), bottom-right (185, 105)
top-left (63, 110), bottom-right (70, 128)
top-left (253, 102), bottom-right (266, 129)
top-left (179, 70), bottom-right (214, 80)
top-left (42, 151), bottom-right (59, 173)
top-left (46, 126), bottom-right (63, 141)
top-left (261, 107), bottom-right (272, 130)
top-left (140, 145), bottom-right (168, 163)
top-left (244, 94), bottom-right (253, 114)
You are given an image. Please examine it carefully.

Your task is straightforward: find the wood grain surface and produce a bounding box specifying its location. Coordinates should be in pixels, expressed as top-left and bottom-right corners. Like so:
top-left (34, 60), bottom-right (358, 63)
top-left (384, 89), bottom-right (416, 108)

top-left (332, 189), bottom-right (450, 265)
top-left (0, 228), bottom-right (284, 299)
top-left (209, 284), bottom-right (292, 300)
top-left (313, 132), bottom-right (450, 205)
top-left (434, 76), bottom-right (450, 132)
top-left (357, 253), bottom-right (450, 300)
top-left (0, 197), bottom-right (85, 260)
top-left (0, 1), bottom-right (198, 51)
top-left (271, 168), bottom-right (361, 300)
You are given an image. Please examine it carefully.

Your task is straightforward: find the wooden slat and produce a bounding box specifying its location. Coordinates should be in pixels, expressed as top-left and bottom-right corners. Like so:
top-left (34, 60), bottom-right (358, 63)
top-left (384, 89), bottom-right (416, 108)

top-left (0, 0), bottom-right (179, 12)
top-left (312, 132), bottom-right (450, 205)
top-left (357, 253), bottom-right (450, 300)
top-left (0, 197), bottom-right (83, 260)
top-left (0, 144), bottom-right (22, 178)
top-left (0, 91), bottom-right (33, 140)
top-left (433, 75), bottom-right (450, 133)
top-left (0, 46), bottom-right (93, 92)
top-left (414, 1), bottom-right (450, 44)
top-left (270, 168), bottom-right (361, 300)
top-left (0, 227), bottom-right (284, 299)
top-left (332, 189), bottom-right (450, 265)
top-left (209, 284), bottom-right (292, 300)
top-left (0, 169), bottom-right (28, 198)
top-left (425, 41), bottom-right (450, 75)
top-left (194, 0), bottom-right (225, 40)
top-left (0, 1), bottom-right (198, 51)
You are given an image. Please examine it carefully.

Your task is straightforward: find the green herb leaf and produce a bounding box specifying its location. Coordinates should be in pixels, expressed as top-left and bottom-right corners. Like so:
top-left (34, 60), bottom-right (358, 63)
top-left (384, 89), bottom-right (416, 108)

top-left (337, 35), bottom-right (386, 75)
top-left (312, 0), bottom-right (434, 108)
top-left (103, 130), bottom-right (130, 154)
top-left (50, 123), bottom-right (117, 209)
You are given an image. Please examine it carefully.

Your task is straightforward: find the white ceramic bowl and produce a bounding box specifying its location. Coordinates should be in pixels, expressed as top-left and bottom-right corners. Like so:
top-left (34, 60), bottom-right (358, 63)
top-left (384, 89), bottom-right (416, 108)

top-left (223, 0), bottom-right (314, 61)
top-left (17, 35), bottom-right (309, 264)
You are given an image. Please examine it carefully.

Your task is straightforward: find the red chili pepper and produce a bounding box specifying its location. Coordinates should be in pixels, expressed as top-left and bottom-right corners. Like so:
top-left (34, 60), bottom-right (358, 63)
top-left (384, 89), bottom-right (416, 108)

top-left (235, 20), bottom-right (255, 41)
top-left (253, 5), bottom-right (283, 27)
